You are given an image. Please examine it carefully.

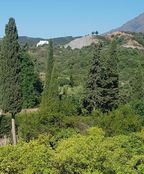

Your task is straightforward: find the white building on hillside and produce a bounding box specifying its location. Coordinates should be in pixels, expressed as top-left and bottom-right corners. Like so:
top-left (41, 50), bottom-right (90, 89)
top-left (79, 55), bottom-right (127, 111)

top-left (37, 40), bottom-right (49, 47)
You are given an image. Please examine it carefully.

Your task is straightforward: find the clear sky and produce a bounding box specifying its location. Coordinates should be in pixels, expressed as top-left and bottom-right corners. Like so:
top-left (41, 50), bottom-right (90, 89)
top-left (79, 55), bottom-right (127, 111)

top-left (0, 0), bottom-right (144, 38)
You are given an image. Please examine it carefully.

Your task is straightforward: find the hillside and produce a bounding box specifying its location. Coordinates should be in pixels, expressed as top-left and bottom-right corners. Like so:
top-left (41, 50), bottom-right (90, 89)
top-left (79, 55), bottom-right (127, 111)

top-left (28, 33), bottom-right (144, 104)
top-left (2, 2), bottom-right (144, 174)
top-left (30, 32), bottom-right (144, 72)
top-left (19, 36), bottom-right (46, 46)
top-left (19, 36), bottom-right (80, 47)
top-left (64, 31), bottom-right (144, 50)
top-left (65, 35), bottom-right (99, 49)
top-left (109, 12), bottom-right (144, 33)
top-left (0, 36), bottom-right (80, 47)
top-left (106, 31), bottom-right (144, 50)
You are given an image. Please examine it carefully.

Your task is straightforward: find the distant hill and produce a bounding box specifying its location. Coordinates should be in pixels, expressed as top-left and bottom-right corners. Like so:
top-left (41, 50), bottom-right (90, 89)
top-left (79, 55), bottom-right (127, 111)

top-left (52, 36), bottom-right (81, 46)
top-left (19, 36), bottom-right (45, 46)
top-left (65, 35), bottom-right (99, 49)
top-left (0, 36), bottom-right (80, 47)
top-left (18, 36), bottom-right (81, 47)
top-left (64, 35), bottom-right (108, 49)
top-left (109, 12), bottom-right (144, 33)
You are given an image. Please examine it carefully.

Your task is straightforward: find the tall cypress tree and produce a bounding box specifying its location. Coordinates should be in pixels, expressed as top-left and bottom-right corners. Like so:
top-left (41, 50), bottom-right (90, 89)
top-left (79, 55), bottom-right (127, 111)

top-left (41, 40), bottom-right (54, 110)
top-left (85, 41), bottom-right (119, 113)
top-left (0, 18), bottom-right (22, 144)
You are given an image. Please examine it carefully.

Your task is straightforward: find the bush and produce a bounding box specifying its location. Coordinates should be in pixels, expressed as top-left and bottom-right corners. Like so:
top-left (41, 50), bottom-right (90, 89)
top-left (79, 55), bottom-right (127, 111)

top-left (0, 115), bottom-right (11, 138)
top-left (130, 100), bottom-right (144, 117)
top-left (1, 128), bottom-right (144, 174)
top-left (53, 128), bottom-right (144, 174)
top-left (92, 105), bottom-right (143, 136)
top-left (57, 77), bottom-right (70, 87)
top-left (0, 139), bottom-right (55, 174)
top-left (17, 111), bottom-right (79, 142)
top-left (17, 104), bottom-right (144, 142)
top-left (17, 112), bottom-right (41, 141)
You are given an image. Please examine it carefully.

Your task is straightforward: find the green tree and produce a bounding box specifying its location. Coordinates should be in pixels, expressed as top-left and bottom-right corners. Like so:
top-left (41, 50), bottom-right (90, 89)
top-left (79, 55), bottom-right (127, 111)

top-left (130, 64), bottom-right (144, 100)
top-left (95, 31), bottom-right (99, 35)
top-left (103, 40), bottom-right (119, 111)
top-left (41, 40), bottom-right (54, 110)
top-left (84, 43), bottom-right (103, 112)
top-left (85, 41), bottom-right (119, 113)
top-left (21, 46), bottom-right (42, 109)
top-left (0, 18), bottom-right (22, 144)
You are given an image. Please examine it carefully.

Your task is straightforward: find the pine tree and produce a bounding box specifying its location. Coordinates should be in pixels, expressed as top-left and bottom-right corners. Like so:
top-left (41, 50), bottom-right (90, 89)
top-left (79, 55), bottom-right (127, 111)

top-left (101, 40), bottom-right (119, 112)
top-left (0, 18), bottom-right (22, 144)
top-left (85, 43), bottom-right (103, 112)
top-left (21, 46), bottom-right (42, 109)
top-left (41, 40), bottom-right (54, 110)
top-left (85, 41), bottom-right (119, 113)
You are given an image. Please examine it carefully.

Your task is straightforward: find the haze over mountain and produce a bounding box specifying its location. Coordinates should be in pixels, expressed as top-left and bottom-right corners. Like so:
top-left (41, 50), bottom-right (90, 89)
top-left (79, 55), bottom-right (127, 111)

top-left (110, 12), bottom-right (144, 33)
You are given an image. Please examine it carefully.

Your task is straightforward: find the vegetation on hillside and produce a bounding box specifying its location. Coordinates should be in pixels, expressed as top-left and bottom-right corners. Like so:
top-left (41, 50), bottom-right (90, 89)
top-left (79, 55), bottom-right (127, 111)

top-left (1, 18), bottom-right (144, 173)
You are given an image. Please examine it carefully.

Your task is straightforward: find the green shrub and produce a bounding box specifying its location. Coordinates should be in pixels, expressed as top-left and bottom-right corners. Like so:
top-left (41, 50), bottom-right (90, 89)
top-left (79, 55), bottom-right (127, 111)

top-left (54, 127), bottom-right (144, 174)
top-left (17, 104), bottom-right (144, 142)
top-left (92, 105), bottom-right (143, 136)
top-left (0, 139), bottom-right (55, 174)
top-left (57, 77), bottom-right (70, 87)
top-left (17, 112), bottom-right (41, 141)
top-left (130, 100), bottom-right (144, 117)
top-left (1, 128), bottom-right (144, 174)
top-left (0, 115), bottom-right (11, 138)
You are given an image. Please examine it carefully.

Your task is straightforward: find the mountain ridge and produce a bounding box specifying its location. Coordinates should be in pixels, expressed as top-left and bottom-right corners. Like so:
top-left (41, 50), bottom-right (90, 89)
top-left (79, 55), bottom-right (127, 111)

top-left (19, 36), bottom-right (81, 46)
top-left (109, 12), bottom-right (144, 33)
top-left (0, 36), bottom-right (81, 47)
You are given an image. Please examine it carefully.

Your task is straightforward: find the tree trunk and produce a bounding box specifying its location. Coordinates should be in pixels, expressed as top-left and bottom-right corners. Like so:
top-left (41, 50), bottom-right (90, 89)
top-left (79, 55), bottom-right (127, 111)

top-left (11, 114), bottom-right (17, 145)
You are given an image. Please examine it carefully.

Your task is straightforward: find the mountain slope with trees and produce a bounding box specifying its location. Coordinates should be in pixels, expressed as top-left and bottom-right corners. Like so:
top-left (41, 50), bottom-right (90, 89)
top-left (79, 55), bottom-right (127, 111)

top-left (1, 17), bottom-right (144, 174)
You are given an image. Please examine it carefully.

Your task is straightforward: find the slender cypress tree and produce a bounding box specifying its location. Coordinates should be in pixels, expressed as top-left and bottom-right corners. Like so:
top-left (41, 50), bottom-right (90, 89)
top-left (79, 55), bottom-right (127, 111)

top-left (45, 40), bottom-right (54, 90)
top-left (41, 40), bottom-right (54, 110)
top-left (0, 18), bottom-right (22, 144)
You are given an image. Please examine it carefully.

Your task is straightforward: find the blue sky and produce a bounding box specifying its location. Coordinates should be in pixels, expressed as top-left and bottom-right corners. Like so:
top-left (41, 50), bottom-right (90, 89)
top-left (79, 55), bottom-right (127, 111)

top-left (0, 0), bottom-right (144, 38)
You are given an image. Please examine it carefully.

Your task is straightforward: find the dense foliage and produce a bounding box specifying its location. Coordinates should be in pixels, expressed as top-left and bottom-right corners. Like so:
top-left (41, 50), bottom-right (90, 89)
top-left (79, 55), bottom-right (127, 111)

top-left (1, 127), bottom-right (144, 173)
top-left (85, 41), bottom-right (119, 112)
top-left (0, 18), bottom-right (22, 144)
top-left (0, 18), bottom-right (22, 115)
top-left (21, 47), bottom-right (42, 109)
top-left (29, 37), bottom-right (144, 105)
top-left (1, 18), bottom-right (144, 173)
